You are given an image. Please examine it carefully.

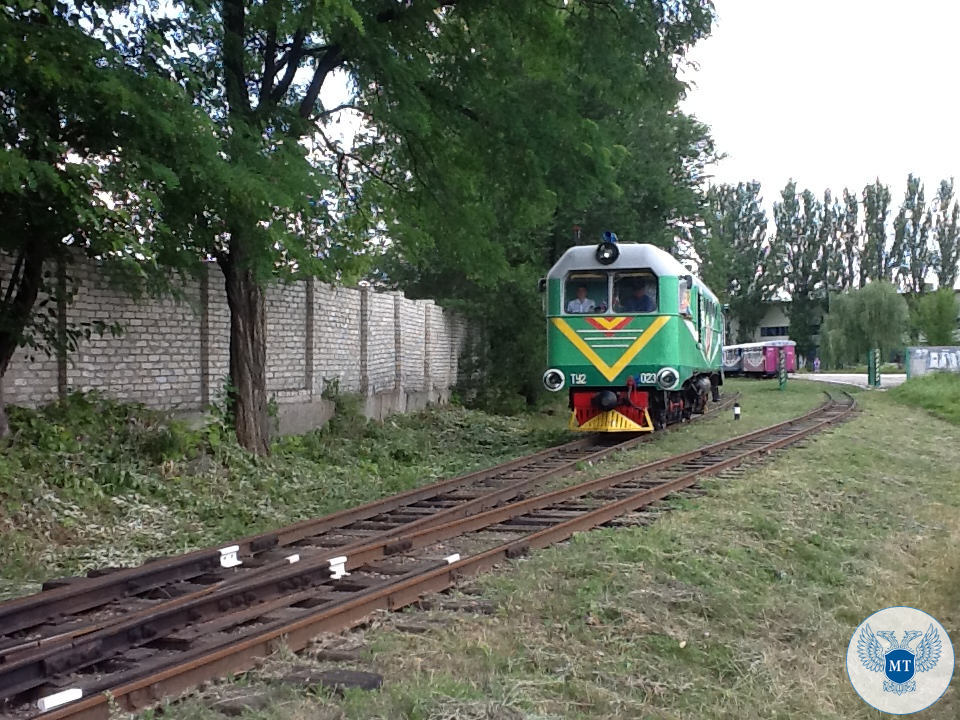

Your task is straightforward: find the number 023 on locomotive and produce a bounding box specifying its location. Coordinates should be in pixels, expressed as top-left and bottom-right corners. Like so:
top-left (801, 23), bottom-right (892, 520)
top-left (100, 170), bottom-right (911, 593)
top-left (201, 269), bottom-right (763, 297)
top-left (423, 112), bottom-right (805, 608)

top-left (541, 235), bottom-right (725, 432)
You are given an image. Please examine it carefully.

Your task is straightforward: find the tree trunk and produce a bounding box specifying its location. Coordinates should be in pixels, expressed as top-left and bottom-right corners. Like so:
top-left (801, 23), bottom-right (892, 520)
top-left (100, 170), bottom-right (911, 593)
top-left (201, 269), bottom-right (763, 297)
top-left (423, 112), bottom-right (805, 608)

top-left (0, 246), bottom-right (46, 441)
top-left (0, 374), bottom-right (8, 440)
top-left (222, 259), bottom-right (271, 455)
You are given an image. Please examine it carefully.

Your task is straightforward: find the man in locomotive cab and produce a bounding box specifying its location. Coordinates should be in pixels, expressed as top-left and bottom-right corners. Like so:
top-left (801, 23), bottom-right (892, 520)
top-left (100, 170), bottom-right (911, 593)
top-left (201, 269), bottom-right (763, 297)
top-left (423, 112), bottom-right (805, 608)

top-left (566, 285), bottom-right (596, 314)
top-left (621, 283), bottom-right (655, 313)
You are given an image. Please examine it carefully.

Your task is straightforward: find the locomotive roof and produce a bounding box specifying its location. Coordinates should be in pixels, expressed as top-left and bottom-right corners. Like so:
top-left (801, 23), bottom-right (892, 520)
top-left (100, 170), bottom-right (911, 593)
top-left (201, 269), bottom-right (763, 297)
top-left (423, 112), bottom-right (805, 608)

top-left (548, 242), bottom-right (718, 301)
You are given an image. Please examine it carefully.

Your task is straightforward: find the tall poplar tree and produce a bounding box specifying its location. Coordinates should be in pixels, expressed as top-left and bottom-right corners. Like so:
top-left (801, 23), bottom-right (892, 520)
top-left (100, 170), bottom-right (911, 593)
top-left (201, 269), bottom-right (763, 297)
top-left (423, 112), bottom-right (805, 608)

top-left (933, 179), bottom-right (960, 288)
top-left (838, 188), bottom-right (861, 290)
top-left (773, 182), bottom-right (823, 358)
top-left (862, 179), bottom-right (892, 285)
top-left (695, 181), bottom-right (773, 341)
top-left (891, 173), bottom-right (933, 294)
top-left (818, 189), bottom-right (845, 296)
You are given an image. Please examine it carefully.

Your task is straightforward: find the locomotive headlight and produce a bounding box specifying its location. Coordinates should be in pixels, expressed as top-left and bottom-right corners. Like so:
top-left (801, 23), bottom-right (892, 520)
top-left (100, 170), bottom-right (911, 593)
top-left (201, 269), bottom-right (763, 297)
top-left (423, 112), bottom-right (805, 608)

top-left (595, 241), bottom-right (620, 265)
top-left (656, 367), bottom-right (680, 390)
top-left (542, 368), bottom-right (565, 392)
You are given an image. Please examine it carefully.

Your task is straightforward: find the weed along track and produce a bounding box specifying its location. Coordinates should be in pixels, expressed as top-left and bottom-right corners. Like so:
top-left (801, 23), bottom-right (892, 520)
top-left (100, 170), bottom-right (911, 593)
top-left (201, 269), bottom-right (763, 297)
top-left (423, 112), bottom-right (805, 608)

top-left (2, 394), bottom-right (852, 719)
top-left (0, 397), bottom-right (740, 713)
top-left (1, 393), bottom-right (854, 720)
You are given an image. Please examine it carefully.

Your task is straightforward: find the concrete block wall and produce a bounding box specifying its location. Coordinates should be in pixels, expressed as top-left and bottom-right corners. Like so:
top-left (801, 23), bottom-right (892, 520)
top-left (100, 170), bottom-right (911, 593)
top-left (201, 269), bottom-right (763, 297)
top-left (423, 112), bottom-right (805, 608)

top-left (312, 283), bottom-right (362, 394)
top-left (69, 262), bottom-right (204, 410)
top-left (2, 255), bottom-right (467, 434)
top-left (366, 292), bottom-right (398, 395)
top-left (266, 281), bottom-right (308, 395)
top-left (400, 300), bottom-right (426, 393)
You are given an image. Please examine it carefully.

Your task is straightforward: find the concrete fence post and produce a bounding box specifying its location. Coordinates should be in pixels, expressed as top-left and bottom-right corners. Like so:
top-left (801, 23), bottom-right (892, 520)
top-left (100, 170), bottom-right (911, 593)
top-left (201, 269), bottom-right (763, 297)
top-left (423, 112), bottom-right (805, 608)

top-left (359, 286), bottom-right (370, 396)
top-left (199, 266), bottom-right (211, 408)
top-left (304, 277), bottom-right (315, 395)
top-left (56, 256), bottom-right (68, 400)
top-left (420, 300), bottom-right (434, 396)
top-left (393, 294), bottom-right (403, 392)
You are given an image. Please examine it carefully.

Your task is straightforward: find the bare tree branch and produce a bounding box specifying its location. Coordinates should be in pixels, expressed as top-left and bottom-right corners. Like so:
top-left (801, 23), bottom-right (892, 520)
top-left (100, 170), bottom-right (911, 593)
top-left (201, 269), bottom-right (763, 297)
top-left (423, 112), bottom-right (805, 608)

top-left (259, 20), bottom-right (278, 101)
top-left (268, 27), bottom-right (306, 105)
top-left (297, 45), bottom-right (344, 119)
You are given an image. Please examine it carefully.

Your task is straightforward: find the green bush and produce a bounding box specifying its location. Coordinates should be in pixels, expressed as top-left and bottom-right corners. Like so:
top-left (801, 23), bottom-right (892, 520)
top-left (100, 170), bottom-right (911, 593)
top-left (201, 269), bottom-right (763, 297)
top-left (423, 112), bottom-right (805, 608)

top-left (910, 288), bottom-right (959, 345)
top-left (0, 391), bottom-right (570, 586)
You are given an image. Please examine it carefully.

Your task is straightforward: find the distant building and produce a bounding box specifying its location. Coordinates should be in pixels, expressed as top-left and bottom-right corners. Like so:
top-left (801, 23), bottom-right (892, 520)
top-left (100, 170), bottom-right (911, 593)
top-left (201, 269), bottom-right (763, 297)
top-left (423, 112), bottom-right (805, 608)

top-left (727, 300), bottom-right (823, 346)
top-left (726, 288), bottom-right (960, 355)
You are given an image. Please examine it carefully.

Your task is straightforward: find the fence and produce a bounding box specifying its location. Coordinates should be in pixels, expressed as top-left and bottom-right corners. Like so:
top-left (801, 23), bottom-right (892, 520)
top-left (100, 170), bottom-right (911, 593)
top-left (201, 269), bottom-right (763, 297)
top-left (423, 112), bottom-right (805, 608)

top-left (3, 256), bottom-right (468, 434)
top-left (905, 346), bottom-right (960, 379)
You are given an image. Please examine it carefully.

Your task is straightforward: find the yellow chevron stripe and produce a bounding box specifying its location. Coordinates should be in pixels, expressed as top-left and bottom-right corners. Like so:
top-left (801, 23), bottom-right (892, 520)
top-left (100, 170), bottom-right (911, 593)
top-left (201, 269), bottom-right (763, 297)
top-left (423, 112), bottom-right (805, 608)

top-left (590, 316), bottom-right (628, 330)
top-left (553, 315), bottom-right (670, 382)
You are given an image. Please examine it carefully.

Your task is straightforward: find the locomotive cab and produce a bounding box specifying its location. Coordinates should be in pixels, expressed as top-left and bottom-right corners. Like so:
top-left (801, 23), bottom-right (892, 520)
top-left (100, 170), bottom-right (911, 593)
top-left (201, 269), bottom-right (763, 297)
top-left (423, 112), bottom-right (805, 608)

top-left (543, 236), bottom-right (724, 432)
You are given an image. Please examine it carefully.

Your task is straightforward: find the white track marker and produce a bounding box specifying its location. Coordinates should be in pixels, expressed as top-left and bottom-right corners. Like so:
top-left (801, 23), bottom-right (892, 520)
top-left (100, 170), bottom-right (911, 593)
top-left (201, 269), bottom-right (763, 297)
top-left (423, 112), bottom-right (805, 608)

top-left (285, 554), bottom-right (300, 564)
top-left (328, 556), bottom-right (349, 579)
top-left (37, 688), bottom-right (82, 712)
top-left (219, 545), bottom-right (242, 569)
top-left (444, 553), bottom-right (461, 564)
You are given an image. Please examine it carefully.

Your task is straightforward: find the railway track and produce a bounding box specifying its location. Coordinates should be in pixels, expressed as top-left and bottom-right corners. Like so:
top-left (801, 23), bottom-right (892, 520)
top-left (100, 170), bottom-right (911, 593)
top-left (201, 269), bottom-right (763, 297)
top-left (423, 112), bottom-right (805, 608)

top-left (0, 394), bottom-right (739, 713)
top-left (0, 391), bottom-right (854, 719)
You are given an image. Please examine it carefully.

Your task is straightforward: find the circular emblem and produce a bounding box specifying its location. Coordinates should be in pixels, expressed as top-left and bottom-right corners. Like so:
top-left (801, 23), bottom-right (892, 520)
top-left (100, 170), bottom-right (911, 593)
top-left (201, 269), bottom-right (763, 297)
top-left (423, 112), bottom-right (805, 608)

top-left (846, 607), bottom-right (954, 714)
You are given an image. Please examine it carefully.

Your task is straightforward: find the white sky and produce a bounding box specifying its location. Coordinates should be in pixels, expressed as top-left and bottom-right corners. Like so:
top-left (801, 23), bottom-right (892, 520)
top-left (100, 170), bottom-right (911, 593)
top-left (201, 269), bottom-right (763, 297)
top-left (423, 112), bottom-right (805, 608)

top-left (681, 0), bottom-right (960, 209)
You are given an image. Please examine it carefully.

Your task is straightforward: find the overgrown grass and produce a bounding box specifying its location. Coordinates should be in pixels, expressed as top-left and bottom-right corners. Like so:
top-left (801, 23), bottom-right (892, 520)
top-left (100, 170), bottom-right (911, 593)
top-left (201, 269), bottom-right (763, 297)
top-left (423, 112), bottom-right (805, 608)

top-left (156, 381), bottom-right (958, 720)
top-left (0, 392), bottom-right (569, 598)
top-left (889, 372), bottom-right (960, 425)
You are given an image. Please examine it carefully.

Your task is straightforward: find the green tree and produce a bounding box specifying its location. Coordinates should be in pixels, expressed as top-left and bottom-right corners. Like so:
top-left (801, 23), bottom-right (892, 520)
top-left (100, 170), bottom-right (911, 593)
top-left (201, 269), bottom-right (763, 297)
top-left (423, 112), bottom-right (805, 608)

top-left (912, 288), bottom-right (959, 345)
top-left (819, 189), bottom-right (847, 295)
top-left (891, 173), bottom-right (933, 293)
top-left (837, 188), bottom-right (861, 290)
top-left (373, 1), bottom-right (715, 406)
top-left (0, 1), bottom-right (207, 438)
top-left (130, 0), bottom-right (715, 443)
top-left (862, 179), bottom-right (892, 285)
top-left (695, 181), bottom-right (773, 342)
top-left (932, 179), bottom-right (960, 289)
top-left (772, 182), bottom-right (823, 359)
top-left (820, 282), bottom-right (909, 367)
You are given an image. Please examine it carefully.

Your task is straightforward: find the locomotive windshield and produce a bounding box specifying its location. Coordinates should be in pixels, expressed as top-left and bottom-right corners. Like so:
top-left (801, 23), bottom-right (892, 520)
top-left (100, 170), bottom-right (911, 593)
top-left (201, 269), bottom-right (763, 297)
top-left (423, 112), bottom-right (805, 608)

top-left (563, 272), bottom-right (608, 313)
top-left (563, 269), bottom-right (658, 315)
top-left (612, 271), bottom-right (658, 313)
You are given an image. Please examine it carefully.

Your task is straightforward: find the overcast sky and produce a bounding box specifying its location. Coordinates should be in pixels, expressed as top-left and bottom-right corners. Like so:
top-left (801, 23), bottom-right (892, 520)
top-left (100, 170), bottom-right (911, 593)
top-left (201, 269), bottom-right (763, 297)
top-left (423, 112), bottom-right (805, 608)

top-left (681, 0), bottom-right (960, 209)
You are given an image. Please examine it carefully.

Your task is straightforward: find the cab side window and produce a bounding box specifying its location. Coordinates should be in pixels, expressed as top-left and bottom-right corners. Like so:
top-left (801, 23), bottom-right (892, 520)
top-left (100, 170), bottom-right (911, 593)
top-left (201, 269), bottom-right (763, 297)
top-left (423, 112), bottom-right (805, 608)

top-left (564, 272), bottom-right (608, 314)
top-left (613, 271), bottom-right (658, 314)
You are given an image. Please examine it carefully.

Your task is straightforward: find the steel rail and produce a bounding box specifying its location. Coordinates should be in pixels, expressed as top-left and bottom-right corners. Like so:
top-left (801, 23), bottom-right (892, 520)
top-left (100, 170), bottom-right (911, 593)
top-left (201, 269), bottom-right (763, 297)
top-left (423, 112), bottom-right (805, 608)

top-left (0, 395), bottom-right (738, 649)
top-left (11, 393), bottom-right (852, 718)
top-left (0, 396), bottom-right (741, 694)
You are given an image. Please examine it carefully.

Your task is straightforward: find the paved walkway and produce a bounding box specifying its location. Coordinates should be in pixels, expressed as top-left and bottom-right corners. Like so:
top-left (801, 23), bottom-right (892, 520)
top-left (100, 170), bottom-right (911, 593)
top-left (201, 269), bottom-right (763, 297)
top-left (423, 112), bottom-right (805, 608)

top-left (790, 372), bottom-right (907, 389)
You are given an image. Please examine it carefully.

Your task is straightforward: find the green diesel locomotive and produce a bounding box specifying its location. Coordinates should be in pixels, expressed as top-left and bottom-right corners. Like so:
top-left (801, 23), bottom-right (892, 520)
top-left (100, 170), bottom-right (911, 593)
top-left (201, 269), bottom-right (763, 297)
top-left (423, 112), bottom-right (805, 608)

top-left (541, 235), bottom-right (725, 432)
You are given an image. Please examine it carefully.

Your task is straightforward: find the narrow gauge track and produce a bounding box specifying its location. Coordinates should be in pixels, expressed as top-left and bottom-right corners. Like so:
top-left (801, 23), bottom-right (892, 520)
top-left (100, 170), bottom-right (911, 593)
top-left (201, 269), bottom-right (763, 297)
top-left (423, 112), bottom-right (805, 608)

top-left (0, 396), bottom-right (738, 675)
top-left (0, 392), bottom-right (853, 719)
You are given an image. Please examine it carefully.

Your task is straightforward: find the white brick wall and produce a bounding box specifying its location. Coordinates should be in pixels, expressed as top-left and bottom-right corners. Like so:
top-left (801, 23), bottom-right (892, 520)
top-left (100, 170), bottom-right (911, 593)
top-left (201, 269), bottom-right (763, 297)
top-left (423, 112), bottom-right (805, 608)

top-left (366, 293), bottom-right (397, 394)
top-left (266, 282), bottom-right (307, 393)
top-left (67, 262), bottom-right (203, 409)
top-left (314, 284), bottom-right (362, 394)
top-left (399, 300), bottom-right (425, 392)
top-left (2, 254), bottom-right (465, 421)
